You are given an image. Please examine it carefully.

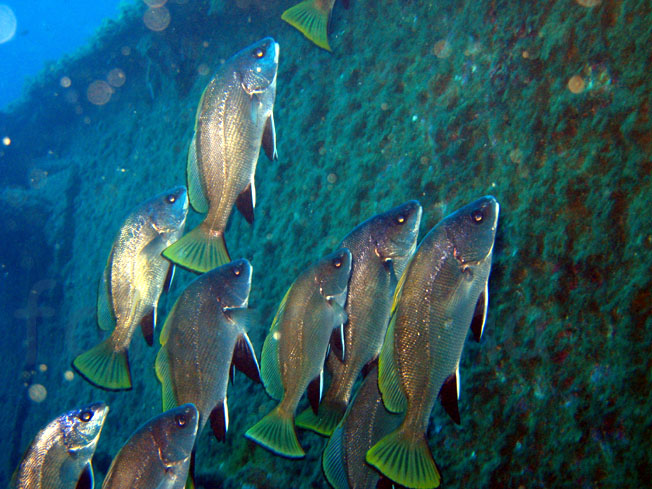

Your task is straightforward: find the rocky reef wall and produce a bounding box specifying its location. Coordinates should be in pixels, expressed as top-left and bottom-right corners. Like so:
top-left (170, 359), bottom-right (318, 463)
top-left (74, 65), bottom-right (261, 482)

top-left (0, 0), bottom-right (650, 487)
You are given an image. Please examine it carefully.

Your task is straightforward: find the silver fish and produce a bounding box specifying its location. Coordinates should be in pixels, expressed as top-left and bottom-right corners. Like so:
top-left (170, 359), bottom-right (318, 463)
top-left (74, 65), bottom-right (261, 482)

top-left (323, 366), bottom-right (402, 489)
top-left (10, 402), bottom-right (108, 489)
top-left (101, 404), bottom-right (198, 489)
top-left (164, 37), bottom-right (279, 273)
top-left (245, 248), bottom-right (352, 458)
top-left (367, 196), bottom-right (500, 489)
top-left (155, 258), bottom-right (260, 441)
top-left (297, 201), bottom-right (422, 436)
top-left (73, 186), bottom-right (188, 390)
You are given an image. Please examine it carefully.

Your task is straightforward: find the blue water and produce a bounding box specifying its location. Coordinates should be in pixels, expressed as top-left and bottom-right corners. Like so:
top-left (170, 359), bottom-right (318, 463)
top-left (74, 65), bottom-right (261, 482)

top-left (0, 0), bottom-right (124, 110)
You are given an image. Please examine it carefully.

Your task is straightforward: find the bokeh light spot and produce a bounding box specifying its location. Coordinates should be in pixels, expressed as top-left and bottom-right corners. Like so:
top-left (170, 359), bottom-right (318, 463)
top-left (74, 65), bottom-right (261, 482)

top-left (2, 136), bottom-right (10, 146)
top-left (60, 76), bottom-right (71, 88)
top-left (121, 45), bottom-right (131, 56)
top-left (143, 0), bottom-right (167, 6)
top-left (327, 173), bottom-right (337, 184)
top-left (575, 0), bottom-right (601, 6)
top-left (64, 370), bottom-right (74, 381)
top-left (107, 68), bottom-right (126, 88)
top-left (433, 40), bottom-right (452, 59)
top-left (567, 75), bottom-right (585, 94)
top-left (0, 4), bottom-right (17, 44)
top-left (38, 363), bottom-right (47, 372)
top-left (197, 63), bottom-right (210, 76)
top-left (28, 384), bottom-right (47, 403)
top-left (143, 7), bottom-right (171, 32)
top-left (87, 80), bottom-right (113, 105)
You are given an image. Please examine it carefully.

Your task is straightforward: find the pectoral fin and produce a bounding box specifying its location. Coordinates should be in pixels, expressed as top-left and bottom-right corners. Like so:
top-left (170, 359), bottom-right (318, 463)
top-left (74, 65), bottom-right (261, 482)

top-left (235, 182), bottom-right (255, 225)
top-left (307, 371), bottom-right (323, 415)
top-left (75, 462), bottom-right (94, 489)
top-left (439, 371), bottom-right (461, 424)
top-left (262, 113), bottom-right (277, 161)
top-left (471, 282), bottom-right (488, 342)
top-left (329, 325), bottom-right (345, 362)
top-left (163, 265), bottom-right (175, 294)
top-left (209, 399), bottom-right (229, 442)
top-left (232, 333), bottom-right (261, 383)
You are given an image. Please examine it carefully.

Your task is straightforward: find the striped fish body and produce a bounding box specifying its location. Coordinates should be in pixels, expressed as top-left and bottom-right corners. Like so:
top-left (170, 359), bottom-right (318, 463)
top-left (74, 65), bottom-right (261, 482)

top-left (101, 404), bottom-right (198, 489)
top-left (368, 196), bottom-right (500, 489)
top-left (155, 259), bottom-right (259, 441)
top-left (297, 201), bottom-right (421, 436)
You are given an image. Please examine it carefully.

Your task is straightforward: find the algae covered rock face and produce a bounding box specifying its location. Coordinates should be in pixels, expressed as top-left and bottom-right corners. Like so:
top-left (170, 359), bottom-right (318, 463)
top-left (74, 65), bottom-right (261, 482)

top-left (1, 0), bottom-right (651, 488)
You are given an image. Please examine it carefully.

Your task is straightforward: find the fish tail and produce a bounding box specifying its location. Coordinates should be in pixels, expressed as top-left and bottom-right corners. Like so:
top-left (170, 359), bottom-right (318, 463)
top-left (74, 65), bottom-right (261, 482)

top-left (281, 0), bottom-right (332, 51)
top-left (72, 338), bottom-right (132, 391)
top-left (296, 398), bottom-right (346, 436)
top-left (366, 428), bottom-right (441, 489)
top-left (245, 405), bottom-right (305, 458)
top-left (162, 225), bottom-right (230, 273)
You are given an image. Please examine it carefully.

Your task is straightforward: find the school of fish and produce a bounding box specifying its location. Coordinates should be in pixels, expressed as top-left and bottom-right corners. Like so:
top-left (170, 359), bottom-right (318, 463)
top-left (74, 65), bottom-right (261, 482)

top-left (14, 29), bottom-right (500, 489)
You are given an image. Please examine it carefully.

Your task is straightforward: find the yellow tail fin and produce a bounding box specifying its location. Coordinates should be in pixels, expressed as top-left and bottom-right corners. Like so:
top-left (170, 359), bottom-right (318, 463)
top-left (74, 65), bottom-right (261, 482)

top-left (282, 0), bottom-right (332, 51)
top-left (296, 399), bottom-right (345, 437)
top-left (72, 338), bottom-right (132, 391)
top-left (245, 406), bottom-right (305, 458)
top-left (366, 429), bottom-right (441, 488)
top-left (162, 226), bottom-right (230, 273)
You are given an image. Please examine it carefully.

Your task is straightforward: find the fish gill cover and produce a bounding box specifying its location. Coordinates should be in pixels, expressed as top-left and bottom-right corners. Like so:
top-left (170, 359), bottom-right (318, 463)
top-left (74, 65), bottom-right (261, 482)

top-left (0, 0), bottom-right (650, 488)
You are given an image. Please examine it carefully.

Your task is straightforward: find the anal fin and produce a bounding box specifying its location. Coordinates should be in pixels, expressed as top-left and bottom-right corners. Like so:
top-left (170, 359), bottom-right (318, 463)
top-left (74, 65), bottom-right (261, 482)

top-left (439, 371), bottom-right (461, 424)
top-left (140, 308), bottom-right (155, 346)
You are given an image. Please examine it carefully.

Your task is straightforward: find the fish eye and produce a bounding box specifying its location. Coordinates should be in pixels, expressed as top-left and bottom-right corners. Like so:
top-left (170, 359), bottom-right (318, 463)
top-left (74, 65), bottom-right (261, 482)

top-left (254, 47), bottom-right (265, 59)
top-left (396, 215), bottom-right (406, 224)
top-left (79, 410), bottom-right (93, 422)
top-left (333, 258), bottom-right (342, 268)
top-left (471, 209), bottom-right (484, 223)
top-left (175, 414), bottom-right (187, 427)
top-left (233, 266), bottom-right (241, 276)
top-left (166, 194), bottom-right (177, 204)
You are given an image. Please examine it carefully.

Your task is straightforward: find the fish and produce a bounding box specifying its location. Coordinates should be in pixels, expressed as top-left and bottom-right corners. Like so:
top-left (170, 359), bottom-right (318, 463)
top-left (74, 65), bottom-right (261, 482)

top-left (10, 402), bottom-right (109, 489)
top-left (72, 186), bottom-right (188, 391)
top-left (296, 201), bottom-right (422, 436)
top-left (155, 259), bottom-right (261, 486)
top-left (322, 365), bottom-right (405, 489)
top-left (245, 248), bottom-right (352, 458)
top-left (282, 0), bottom-right (349, 51)
top-left (101, 403), bottom-right (199, 489)
top-left (366, 196), bottom-right (500, 489)
top-left (163, 37), bottom-right (279, 273)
